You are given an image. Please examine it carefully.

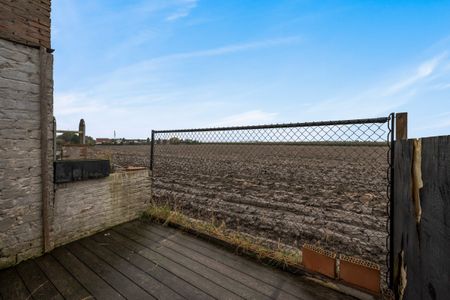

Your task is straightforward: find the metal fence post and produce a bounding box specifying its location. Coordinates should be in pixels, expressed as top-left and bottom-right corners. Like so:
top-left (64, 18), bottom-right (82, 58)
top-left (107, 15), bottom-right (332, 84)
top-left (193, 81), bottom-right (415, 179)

top-left (389, 112), bottom-right (396, 290)
top-left (150, 130), bottom-right (155, 171)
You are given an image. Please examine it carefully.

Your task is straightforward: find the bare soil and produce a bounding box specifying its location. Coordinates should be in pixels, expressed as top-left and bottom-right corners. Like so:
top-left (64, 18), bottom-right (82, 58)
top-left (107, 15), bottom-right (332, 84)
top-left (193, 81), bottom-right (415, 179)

top-left (92, 144), bottom-right (389, 269)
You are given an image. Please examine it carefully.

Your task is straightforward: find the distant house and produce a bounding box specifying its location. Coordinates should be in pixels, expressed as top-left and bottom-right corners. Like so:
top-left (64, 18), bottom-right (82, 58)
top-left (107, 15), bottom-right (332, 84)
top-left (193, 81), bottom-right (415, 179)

top-left (96, 138), bottom-right (112, 144)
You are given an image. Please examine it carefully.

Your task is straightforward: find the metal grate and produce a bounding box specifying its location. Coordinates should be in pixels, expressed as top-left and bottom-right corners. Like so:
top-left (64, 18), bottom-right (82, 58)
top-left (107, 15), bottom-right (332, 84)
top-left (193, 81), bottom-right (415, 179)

top-left (151, 115), bottom-right (394, 287)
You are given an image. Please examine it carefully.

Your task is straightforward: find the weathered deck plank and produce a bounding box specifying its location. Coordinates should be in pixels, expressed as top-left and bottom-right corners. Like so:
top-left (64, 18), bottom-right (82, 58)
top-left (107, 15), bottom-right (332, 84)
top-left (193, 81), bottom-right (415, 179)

top-left (66, 242), bottom-right (154, 300)
top-left (116, 225), bottom-right (267, 299)
top-left (147, 222), bottom-right (324, 297)
top-left (137, 222), bottom-right (341, 300)
top-left (124, 222), bottom-right (299, 300)
top-left (0, 220), bottom-right (354, 300)
top-left (35, 254), bottom-right (91, 300)
top-left (76, 238), bottom-right (184, 300)
top-left (0, 268), bottom-right (30, 300)
top-left (52, 247), bottom-right (124, 299)
top-left (108, 228), bottom-right (242, 300)
top-left (88, 233), bottom-right (213, 300)
top-left (16, 259), bottom-right (63, 300)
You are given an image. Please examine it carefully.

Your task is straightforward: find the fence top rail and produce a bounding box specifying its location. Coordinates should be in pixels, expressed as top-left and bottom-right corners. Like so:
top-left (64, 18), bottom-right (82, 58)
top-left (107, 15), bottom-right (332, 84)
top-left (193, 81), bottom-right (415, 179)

top-left (56, 130), bottom-right (83, 134)
top-left (152, 116), bottom-right (392, 134)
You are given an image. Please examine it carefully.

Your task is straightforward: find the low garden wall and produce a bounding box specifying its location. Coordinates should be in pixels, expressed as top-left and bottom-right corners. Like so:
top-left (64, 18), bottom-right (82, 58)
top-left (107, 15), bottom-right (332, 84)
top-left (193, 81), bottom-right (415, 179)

top-left (51, 169), bottom-right (151, 247)
top-left (0, 168), bottom-right (151, 269)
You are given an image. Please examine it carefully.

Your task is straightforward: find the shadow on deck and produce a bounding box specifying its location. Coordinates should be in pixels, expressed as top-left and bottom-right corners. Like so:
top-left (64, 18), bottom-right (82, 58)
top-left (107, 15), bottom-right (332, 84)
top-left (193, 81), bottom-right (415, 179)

top-left (0, 221), bottom-right (354, 299)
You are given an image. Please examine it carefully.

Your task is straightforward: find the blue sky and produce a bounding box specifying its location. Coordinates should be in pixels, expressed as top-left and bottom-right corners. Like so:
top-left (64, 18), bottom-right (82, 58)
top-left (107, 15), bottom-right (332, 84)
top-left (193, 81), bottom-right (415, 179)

top-left (52, 0), bottom-right (450, 138)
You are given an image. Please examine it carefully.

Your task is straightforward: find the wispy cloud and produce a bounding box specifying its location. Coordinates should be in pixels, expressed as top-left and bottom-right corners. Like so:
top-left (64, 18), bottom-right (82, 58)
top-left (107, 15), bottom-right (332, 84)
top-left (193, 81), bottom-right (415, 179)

top-left (106, 29), bottom-right (157, 59)
top-left (430, 82), bottom-right (450, 91)
top-left (55, 92), bottom-right (106, 116)
top-left (166, 0), bottom-right (198, 21)
top-left (215, 110), bottom-right (278, 127)
top-left (106, 36), bottom-right (302, 78)
top-left (90, 36), bottom-right (302, 96)
top-left (170, 36), bottom-right (301, 59)
top-left (127, 0), bottom-right (198, 20)
top-left (127, 36), bottom-right (301, 68)
top-left (302, 52), bottom-right (450, 121)
top-left (416, 111), bottom-right (450, 132)
top-left (52, 1), bottom-right (450, 139)
top-left (383, 52), bottom-right (447, 96)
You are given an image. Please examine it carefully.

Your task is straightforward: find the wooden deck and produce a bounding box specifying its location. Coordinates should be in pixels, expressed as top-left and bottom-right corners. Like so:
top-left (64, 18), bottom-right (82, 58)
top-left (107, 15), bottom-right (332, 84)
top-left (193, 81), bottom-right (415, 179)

top-left (0, 221), bottom-right (354, 299)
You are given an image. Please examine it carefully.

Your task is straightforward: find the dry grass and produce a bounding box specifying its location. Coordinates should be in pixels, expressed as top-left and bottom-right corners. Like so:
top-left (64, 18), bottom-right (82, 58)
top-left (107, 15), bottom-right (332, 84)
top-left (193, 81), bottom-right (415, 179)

top-left (142, 203), bottom-right (302, 269)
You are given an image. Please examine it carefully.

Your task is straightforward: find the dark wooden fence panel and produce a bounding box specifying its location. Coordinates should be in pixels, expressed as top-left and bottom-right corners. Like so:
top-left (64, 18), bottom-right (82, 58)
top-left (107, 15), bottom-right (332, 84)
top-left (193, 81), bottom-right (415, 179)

top-left (393, 136), bottom-right (450, 300)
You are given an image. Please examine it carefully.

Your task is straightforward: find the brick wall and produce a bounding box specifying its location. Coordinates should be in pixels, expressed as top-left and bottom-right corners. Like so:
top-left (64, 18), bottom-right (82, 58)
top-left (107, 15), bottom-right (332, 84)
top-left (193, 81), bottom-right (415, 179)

top-left (0, 38), bottom-right (54, 268)
top-left (60, 145), bottom-right (97, 160)
top-left (0, 0), bottom-right (151, 270)
top-left (51, 170), bottom-right (151, 247)
top-left (0, 0), bottom-right (152, 270)
top-left (0, 0), bottom-right (51, 48)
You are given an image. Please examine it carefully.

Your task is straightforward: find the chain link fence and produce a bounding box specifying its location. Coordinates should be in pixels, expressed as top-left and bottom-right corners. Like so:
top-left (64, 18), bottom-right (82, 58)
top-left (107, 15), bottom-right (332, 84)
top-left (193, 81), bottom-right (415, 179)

top-left (151, 115), bottom-right (394, 286)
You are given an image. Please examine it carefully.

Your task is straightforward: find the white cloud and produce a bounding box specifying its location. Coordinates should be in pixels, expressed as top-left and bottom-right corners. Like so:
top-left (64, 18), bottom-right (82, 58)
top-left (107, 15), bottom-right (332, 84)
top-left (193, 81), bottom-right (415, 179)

top-left (65, 36), bottom-right (301, 111)
top-left (64, 36), bottom-right (300, 104)
top-left (55, 92), bottom-right (106, 116)
top-left (118, 36), bottom-right (301, 70)
top-left (302, 52), bottom-right (450, 121)
top-left (430, 82), bottom-right (450, 91)
top-left (416, 111), bottom-right (450, 131)
top-left (383, 53), bottom-right (447, 96)
top-left (106, 29), bottom-right (157, 59)
top-left (214, 110), bottom-right (278, 127)
top-left (166, 0), bottom-right (198, 21)
top-left (169, 36), bottom-right (301, 59)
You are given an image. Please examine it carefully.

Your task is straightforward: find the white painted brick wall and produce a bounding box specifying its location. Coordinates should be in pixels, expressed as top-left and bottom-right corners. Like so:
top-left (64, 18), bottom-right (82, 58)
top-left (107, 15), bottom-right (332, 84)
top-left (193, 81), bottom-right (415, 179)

top-left (0, 38), bottom-right (53, 268)
top-left (52, 170), bottom-right (151, 247)
top-left (0, 37), bottom-right (149, 270)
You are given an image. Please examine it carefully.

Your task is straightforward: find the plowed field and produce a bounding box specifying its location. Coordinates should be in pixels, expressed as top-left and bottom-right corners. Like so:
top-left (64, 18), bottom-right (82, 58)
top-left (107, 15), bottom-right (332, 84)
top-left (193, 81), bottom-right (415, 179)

top-left (93, 144), bottom-right (389, 268)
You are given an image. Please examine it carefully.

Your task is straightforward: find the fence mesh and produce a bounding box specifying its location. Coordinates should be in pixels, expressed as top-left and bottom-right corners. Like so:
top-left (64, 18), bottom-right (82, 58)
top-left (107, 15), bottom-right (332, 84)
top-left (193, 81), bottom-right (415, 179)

top-left (151, 116), bottom-right (393, 286)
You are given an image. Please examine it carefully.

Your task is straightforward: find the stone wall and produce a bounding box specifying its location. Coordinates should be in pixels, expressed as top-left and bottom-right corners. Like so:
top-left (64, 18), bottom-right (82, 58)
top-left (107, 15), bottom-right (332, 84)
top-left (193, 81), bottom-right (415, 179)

top-left (60, 144), bottom-right (88, 159)
top-left (0, 27), bottom-right (150, 270)
top-left (0, 1), bottom-right (151, 270)
top-left (0, 38), bottom-right (54, 268)
top-left (51, 170), bottom-right (151, 247)
top-left (0, 0), bottom-right (51, 48)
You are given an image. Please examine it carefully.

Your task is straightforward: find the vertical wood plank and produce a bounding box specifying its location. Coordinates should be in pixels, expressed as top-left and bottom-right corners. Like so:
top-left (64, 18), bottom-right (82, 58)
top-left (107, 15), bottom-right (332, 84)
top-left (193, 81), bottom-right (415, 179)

top-left (53, 117), bottom-right (57, 161)
top-left (394, 136), bottom-right (450, 299)
top-left (419, 136), bottom-right (450, 299)
top-left (396, 113), bottom-right (408, 140)
top-left (393, 139), bottom-right (414, 298)
top-left (39, 46), bottom-right (51, 253)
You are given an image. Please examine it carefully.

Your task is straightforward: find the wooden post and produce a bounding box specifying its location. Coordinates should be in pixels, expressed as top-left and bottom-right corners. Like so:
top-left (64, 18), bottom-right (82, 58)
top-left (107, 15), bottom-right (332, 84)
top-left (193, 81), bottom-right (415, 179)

top-left (391, 112), bottom-right (407, 291)
top-left (53, 117), bottom-right (56, 161)
top-left (39, 47), bottom-right (51, 253)
top-left (396, 112), bottom-right (408, 140)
